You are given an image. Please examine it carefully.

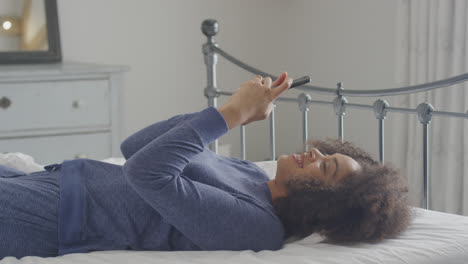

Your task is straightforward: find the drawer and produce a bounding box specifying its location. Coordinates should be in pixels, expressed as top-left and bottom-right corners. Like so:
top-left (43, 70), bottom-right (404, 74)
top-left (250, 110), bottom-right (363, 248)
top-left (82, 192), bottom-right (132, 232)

top-left (0, 132), bottom-right (112, 165)
top-left (0, 80), bottom-right (110, 132)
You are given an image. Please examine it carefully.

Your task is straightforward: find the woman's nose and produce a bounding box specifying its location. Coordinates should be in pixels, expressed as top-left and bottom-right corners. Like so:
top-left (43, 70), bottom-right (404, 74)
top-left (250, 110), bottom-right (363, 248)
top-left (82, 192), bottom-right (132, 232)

top-left (309, 148), bottom-right (325, 160)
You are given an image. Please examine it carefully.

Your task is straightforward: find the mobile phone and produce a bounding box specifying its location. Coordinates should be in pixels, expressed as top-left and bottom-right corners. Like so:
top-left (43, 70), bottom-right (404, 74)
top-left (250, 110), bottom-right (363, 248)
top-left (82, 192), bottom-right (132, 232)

top-left (289, 76), bottom-right (311, 89)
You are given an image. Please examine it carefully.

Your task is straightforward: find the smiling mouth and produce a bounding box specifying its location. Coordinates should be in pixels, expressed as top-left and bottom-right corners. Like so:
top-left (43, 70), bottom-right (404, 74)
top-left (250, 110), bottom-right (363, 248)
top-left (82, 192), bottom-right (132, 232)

top-left (292, 154), bottom-right (303, 168)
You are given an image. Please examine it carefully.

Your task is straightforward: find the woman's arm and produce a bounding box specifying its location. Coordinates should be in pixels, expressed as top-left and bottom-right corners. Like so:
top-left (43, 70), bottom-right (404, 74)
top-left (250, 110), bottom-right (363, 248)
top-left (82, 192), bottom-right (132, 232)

top-left (120, 112), bottom-right (200, 159)
top-left (122, 107), bottom-right (284, 250)
top-left (123, 73), bottom-right (292, 250)
top-left (121, 71), bottom-right (291, 159)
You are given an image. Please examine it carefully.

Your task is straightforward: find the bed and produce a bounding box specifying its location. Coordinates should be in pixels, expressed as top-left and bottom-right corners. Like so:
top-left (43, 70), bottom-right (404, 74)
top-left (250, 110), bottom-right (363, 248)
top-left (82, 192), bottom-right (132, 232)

top-left (2, 18), bottom-right (468, 263)
top-left (0, 156), bottom-right (467, 264)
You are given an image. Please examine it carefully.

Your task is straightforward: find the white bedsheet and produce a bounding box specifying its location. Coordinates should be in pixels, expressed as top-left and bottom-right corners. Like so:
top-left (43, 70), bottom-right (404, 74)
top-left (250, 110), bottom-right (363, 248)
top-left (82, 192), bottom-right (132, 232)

top-left (1, 155), bottom-right (468, 264)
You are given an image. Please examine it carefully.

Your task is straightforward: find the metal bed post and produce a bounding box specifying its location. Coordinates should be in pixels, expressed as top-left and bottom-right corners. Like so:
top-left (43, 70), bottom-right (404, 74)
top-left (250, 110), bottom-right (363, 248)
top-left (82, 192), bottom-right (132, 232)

top-left (416, 102), bottom-right (434, 210)
top-left (333, 83), bottom-right (347, 142)
top-left (298, 93), bottom-right (312, 151)
top-left (269, 105), bottom-right (277, 160)
top-left (201, 19), bottom-right (220, 153)
top-left (373, 99), bottom-right (389, 163)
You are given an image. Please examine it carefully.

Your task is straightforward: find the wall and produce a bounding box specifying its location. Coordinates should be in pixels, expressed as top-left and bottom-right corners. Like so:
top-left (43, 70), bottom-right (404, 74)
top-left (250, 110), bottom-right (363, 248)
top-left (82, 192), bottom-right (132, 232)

top-left (58, 0), bottom-right (399, 162)
top-left (272, 0), bottom-right (400, 162)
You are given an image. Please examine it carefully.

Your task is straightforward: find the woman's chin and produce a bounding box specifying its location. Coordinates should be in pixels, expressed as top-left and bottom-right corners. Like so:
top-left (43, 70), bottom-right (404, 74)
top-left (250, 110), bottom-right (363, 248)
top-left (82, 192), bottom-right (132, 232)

top-left (276, 155), bottom-right (288, 168)
top-left (275, 159), bottom-right (296, 183)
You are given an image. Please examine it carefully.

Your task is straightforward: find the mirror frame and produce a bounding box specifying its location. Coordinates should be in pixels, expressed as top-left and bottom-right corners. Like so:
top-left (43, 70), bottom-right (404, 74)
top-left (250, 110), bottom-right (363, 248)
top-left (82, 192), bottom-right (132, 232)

top-left (0, 0), bottom-right (61, 64)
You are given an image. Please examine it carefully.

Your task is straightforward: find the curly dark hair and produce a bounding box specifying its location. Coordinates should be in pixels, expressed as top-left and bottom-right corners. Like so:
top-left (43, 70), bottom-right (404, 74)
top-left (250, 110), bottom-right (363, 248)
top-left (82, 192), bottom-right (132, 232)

top-left (273, 138), bottom-right (412, 243)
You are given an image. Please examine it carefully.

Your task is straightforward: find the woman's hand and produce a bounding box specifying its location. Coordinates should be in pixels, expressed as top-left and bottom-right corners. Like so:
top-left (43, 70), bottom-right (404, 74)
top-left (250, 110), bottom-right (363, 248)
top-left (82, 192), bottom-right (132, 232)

top-left (218, 72), bottom-right (292, 129)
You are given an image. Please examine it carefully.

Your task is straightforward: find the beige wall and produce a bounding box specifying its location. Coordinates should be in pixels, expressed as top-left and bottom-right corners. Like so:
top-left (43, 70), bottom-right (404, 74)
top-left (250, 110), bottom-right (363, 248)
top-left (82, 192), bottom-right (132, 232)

top-left (271, 0), bottom-right (400, 161)
top-left (58, 0), bottom-right (399, 161)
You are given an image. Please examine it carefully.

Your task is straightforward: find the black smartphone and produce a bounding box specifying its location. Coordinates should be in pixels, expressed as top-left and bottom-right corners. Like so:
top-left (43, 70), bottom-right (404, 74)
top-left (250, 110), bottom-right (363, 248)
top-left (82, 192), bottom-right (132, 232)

top-left (289, 76), bottom-right (311, 89)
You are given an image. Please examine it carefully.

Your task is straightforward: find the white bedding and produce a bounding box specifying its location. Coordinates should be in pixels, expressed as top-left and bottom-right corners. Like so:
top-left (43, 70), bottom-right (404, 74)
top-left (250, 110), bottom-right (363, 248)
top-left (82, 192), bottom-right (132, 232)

top-left (1, 155), bottom-right (468, 264)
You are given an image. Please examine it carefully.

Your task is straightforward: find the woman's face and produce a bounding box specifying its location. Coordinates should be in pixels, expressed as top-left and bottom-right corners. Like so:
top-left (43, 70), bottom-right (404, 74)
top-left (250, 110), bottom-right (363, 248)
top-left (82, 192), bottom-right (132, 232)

top-left (275, 148), bottom-right (361, 189)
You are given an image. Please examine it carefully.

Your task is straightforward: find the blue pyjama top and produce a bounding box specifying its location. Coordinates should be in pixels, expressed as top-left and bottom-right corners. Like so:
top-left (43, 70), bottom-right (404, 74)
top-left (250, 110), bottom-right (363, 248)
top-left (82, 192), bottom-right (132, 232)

top-left (58, 107), bottom-right (285, 255)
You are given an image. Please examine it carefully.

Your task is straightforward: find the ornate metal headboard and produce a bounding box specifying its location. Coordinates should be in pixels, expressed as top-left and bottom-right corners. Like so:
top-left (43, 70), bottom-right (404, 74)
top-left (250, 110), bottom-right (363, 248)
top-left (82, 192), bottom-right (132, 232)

top-left (200, 19), bottom-right (468, 209)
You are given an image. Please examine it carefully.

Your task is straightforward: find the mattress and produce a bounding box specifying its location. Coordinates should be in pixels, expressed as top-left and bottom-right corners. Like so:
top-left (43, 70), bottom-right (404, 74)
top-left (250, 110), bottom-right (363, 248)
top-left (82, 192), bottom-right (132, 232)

top-left (1, 155), bottom-right (468, 264)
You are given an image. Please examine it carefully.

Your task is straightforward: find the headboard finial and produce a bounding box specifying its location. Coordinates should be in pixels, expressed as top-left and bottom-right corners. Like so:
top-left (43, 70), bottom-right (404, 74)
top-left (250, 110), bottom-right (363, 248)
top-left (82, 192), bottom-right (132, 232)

top-left (298, 93), bottom-right (312, 112)
top-left (336, 82), bottom-right (344, 96)
top-left (201, 19), bottom-right (219, 38)
top-left (416, 102), bottom-right (434, 124)
top-left (373, 99), bottom-right (389, 120)
top-left (333, 96), bottom-right (348, 116)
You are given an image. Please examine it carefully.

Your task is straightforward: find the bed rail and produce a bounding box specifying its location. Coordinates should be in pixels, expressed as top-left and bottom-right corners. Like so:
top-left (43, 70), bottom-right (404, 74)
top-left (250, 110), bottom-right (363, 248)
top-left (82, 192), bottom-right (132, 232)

top-left (201, 19), bottom-right (468, 210)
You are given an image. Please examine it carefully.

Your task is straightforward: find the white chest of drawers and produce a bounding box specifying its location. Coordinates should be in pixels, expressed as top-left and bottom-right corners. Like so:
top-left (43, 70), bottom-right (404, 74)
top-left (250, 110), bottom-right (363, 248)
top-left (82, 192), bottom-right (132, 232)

top-left (0, 62), bottom-right (128, 165)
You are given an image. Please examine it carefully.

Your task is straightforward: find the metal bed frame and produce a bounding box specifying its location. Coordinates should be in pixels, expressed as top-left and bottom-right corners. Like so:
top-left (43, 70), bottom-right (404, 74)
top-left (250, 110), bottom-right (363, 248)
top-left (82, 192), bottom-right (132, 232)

top-left (200, 19), bottom-right (468, 210)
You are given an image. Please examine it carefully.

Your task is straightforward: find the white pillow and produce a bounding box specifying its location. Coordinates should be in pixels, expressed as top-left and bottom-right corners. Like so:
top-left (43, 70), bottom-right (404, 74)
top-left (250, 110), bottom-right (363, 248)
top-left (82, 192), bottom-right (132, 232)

top-left (253, 161), bottom-right (277, 179)
top-left (101, 157), bottom-right (126, 165)
top-left (0, 152), bottom-right (45, 173)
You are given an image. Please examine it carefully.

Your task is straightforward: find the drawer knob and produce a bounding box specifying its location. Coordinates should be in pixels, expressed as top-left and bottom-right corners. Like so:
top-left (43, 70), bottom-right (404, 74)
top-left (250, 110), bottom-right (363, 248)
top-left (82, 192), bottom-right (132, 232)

top-left (72, 100), bottom-right (86, 109)
top-left (74, 154), bottom-right (88, 159)
top-left (0, 97), bottom-right (11, 109)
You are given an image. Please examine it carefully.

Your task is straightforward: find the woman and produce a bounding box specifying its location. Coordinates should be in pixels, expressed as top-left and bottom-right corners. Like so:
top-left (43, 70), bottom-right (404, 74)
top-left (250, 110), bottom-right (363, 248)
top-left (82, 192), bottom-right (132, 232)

top-left (0, 72), bottom-right (410, 259)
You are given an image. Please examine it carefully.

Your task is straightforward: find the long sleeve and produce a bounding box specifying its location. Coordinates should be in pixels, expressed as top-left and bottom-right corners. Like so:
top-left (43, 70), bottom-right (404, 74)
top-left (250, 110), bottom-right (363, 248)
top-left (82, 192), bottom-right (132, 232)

top-left (122, 107), bottom-right (284, 251)
top-left (120, 111), bottom-right (200, 159)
